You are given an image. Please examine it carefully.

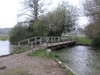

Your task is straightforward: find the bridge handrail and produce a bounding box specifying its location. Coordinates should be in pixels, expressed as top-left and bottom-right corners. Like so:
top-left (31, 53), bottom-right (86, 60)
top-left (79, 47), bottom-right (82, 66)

top-left (18, 36), bottom-right (75, 50)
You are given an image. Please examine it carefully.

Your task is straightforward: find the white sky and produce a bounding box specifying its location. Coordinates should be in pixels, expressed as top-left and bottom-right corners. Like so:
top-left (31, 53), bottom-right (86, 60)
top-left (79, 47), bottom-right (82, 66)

top-left (0, 0), bottom-right (86, 28)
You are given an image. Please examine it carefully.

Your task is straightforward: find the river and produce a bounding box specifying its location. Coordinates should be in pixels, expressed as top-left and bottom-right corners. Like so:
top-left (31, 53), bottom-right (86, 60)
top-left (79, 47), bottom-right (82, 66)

top-left (0, 40), bottom-right (18, 56)
top-left (53, 46), bottom-right (100, 75)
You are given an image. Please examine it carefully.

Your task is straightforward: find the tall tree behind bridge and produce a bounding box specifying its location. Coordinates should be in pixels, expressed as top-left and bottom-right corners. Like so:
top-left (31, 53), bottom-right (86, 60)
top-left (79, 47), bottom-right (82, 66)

top-left (18, 0), bottom-right (51, 21)
top-left (44, 1), bottom-right (77, 36)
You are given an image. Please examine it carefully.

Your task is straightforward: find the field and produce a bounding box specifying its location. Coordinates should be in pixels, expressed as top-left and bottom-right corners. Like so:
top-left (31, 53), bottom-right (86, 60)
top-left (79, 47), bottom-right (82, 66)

top-left (0, 34), bottom-right (9, 40)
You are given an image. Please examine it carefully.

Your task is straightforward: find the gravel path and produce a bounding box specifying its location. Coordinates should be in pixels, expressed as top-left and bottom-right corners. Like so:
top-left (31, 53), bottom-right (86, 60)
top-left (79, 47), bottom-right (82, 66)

top-left (0, 50), bottom-right (66, 75)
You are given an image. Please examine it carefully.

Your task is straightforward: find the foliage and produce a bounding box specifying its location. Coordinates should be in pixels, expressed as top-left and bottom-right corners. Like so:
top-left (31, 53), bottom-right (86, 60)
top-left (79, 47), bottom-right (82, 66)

top-left (85, 22), bottom-right (100, 47)
top-left (65, 35), bottom-right (91, 44)
top-left (32, 20), bottom-right (49, 36)
top-left (83, 0), bottom-right (100, 47)
top-left (10, 1), bottom-right (77, 43)
top-left (9, 23), bottom-right (35, 44)
top-left (44, 2), bottom-right (77, 36)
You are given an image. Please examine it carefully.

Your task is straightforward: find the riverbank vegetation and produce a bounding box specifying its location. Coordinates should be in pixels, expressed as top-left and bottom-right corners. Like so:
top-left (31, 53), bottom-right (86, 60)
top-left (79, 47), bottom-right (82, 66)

top-left (28, 49), bottom-right (56, 60)
top-left (75, 35), bottom-right (92, 44)
top-left (9, 0), bottom-right (77, 44)
top-left (83, 0), bottom-right (100, 47)
top-left (65, 35), bottom-right (92, 44)
top-left (0, 35), bottom-right (9, 40)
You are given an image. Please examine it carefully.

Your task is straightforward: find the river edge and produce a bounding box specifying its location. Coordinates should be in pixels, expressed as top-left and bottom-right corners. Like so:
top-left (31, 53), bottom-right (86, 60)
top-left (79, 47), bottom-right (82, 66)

top-left (0, 50), bottom-right (66, 75)
top-left (0, 47), bottom-right (76, 75)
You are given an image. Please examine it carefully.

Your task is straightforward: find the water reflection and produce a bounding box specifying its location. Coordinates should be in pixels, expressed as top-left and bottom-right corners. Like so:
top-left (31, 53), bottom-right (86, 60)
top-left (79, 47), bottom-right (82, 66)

top-left (54, 46), bottom-right (100, 75)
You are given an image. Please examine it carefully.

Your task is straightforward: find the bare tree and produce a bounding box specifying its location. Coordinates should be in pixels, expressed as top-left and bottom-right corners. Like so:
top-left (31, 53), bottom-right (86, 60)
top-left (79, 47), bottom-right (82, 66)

top-left (18, 0), bottom-right (51, 21)
top-left (83, 0), bottom-right (100, 22)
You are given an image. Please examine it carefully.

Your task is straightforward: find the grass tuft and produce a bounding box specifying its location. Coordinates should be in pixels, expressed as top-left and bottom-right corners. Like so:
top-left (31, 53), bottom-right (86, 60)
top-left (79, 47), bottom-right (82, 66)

top-left (28, 49), bottom-right (56, 60)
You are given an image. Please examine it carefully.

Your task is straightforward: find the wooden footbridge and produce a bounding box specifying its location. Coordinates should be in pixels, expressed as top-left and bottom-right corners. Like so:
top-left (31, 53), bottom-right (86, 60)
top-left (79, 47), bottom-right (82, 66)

top-left (18, 36), bottom-right (76, 52)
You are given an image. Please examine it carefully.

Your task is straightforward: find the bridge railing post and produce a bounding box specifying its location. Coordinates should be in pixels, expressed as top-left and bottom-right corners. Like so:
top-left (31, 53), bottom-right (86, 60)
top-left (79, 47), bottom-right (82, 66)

top-left (34, 37), bottom-right (37, 46)
top-left (18, 42), bottom-right (21, 50)
top-left (31, 42), bottom-right (34, 53)
top-left (46, 37), bottom-right (49, 47)
top-left (51, 37), bottom-right (53, 46)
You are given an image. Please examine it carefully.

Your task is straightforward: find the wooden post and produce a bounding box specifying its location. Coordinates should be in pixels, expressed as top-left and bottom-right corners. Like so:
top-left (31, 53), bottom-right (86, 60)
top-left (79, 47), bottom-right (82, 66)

top-left (58, 37), bottom-right (60, 45)
top-left (51, 37), bottom-right (53, 46)
top-left (46, 37), bottom-right (49, 47)
top-left (39, 37), bottom-right (42, 45)
top-left (28, 39), bottom-right (30, 44)
top-left (31, 42), bottom-right (34, 53)
top-left (54, 37), bottom-right (56, 43)
top-left (62, 36), bottom-right (64, 44)
top-left (35, 37), bottom-right (37, 46)
top-left (18, 42), bottom-right (21, 50)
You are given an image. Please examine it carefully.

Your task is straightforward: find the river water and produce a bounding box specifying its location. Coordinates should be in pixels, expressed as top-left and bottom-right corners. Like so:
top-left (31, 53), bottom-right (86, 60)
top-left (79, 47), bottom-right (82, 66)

top-left (54, 46), bottom-right (100, 75)
top-left (0, 41), bottom-right (18, 56)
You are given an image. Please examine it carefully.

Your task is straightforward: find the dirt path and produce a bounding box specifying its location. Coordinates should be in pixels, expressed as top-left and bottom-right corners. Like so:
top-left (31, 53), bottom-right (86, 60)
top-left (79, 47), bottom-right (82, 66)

top-left (0, 50), bottom-right (66, 75)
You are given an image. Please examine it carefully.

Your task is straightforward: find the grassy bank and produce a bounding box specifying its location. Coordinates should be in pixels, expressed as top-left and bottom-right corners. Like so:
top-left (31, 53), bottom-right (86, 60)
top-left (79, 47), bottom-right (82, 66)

top-left (28, 49), bottom-right (74, 75)
top-left (65, 35), bottom-right (92, 44)
top-left (75, 35), bottom-right (92, 44)
top-left (28, 49), bottom-right (56, 60)
top-left (0, 34), bottom-right (9, 40)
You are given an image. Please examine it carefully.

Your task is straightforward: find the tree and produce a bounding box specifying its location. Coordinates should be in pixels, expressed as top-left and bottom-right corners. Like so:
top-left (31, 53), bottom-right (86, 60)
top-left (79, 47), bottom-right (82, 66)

top-left (83, 0), bottom-right (100, 22)
top-left (32, 19), bottom-right (48, 36)
top-left (44, 1), bottom-right (77, 36)
top-left (19, 0), bottom-right (51, 21)
top-left (84, 0), bottom-right (100, 47)
top-left (9, 22), bottom-right (35, 44)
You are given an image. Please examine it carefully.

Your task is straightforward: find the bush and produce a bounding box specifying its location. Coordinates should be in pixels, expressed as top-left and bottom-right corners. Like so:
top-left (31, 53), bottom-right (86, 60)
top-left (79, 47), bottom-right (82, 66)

top-left (85, 22), bottom-right (100, 47)
top-left (91, 37), bottom-right (100, 47)
top-left (9, 25), bottom-right (35, 45)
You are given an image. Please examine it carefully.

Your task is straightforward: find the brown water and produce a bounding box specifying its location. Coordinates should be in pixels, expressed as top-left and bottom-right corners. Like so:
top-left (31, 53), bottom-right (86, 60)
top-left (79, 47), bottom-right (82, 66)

top-left (54, 46), bottom-right (100, 75)
top-left (0, 41), bottom-right (18, 56)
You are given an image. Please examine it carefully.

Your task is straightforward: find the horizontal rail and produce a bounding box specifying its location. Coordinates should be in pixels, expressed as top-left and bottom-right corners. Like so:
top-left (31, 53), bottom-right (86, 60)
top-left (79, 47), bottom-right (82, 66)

top-left (18, 36), bottom-right (76, 50)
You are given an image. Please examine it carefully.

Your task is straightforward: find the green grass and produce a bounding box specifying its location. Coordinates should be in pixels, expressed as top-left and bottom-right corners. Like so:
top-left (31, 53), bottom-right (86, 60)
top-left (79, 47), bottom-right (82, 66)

top-left (14, 49), bottom-right (28, 54)
top-left (28, 49), bottom-right (56, 60)
top-left (67, 70), bottom-right (73, 75)
top-left (65, 35), bottom-right (92, 44)
top-left (0, 34), bottom-right (9, 40)
top-left (76, 36), bottom-right (92, 44)
top-left (28, 49), bottom-right (46, 56)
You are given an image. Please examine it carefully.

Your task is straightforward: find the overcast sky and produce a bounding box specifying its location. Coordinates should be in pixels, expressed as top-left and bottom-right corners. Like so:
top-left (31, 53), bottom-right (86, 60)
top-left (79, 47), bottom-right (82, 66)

top-left (0, 0), bottom-right (87, 28)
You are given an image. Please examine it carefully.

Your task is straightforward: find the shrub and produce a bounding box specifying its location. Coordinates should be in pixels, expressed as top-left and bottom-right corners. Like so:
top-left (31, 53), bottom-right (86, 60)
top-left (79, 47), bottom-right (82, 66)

top-left (9, 25), bottom-right (35, 44)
